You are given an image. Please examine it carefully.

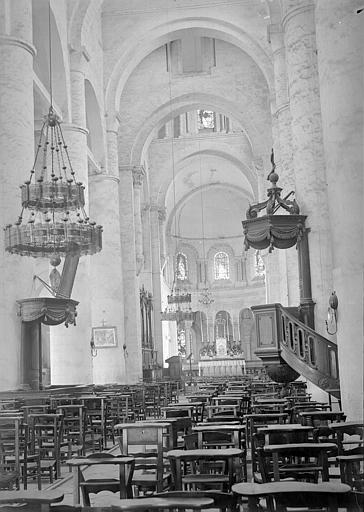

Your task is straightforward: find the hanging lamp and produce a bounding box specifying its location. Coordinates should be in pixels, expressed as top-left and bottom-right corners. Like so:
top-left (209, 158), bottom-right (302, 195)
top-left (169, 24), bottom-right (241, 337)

top-left (4, 106), bottom-right (102, 258)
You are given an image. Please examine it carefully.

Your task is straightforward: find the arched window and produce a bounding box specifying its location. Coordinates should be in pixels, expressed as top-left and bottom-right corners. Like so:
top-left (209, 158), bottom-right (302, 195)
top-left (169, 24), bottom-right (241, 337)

top-left (214, 252), bottom-right (229, 280)
top-left (254, 250), bottom-right (265, 277)
top-left (176, 252), bottom-right (188, 280)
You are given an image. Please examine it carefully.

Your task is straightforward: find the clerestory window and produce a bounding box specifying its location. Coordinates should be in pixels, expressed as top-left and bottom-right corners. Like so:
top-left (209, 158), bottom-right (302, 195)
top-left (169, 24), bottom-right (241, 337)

top-left (214, 251), bottom-right (229, 280)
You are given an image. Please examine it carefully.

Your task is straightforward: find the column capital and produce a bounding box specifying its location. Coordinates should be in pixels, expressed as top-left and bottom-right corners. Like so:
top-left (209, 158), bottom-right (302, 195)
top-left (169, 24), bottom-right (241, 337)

top-left (0, 35), bottom-right (36, 57)
top-left (132, 165), bottom-right (146, 187)
top-left (158, 206), bottom-right (167, 223)
top-left (282, 2), bottom-right (314, 30)
top-left (119, 164), bottom-right (133, 174)
top-left (150, 202), bottom-right (160, 213)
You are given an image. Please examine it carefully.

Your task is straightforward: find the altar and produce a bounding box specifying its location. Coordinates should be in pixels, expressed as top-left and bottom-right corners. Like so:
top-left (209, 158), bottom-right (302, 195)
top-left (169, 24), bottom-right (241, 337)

top-left (198, 357), bottom-right (246, 377)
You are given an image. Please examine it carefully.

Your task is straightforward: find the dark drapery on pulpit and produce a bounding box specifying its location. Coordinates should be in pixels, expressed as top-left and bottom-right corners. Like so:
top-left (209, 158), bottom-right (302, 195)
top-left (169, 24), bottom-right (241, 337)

top-left (17, 297), bottom-right (78, 327)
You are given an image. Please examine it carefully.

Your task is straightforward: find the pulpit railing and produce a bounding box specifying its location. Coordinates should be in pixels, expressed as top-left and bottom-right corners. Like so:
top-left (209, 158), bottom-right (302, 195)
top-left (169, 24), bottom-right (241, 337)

top-left (252, 303), bottom-right (340, 398)
top-left (278, 305), bottom-right (340, 397)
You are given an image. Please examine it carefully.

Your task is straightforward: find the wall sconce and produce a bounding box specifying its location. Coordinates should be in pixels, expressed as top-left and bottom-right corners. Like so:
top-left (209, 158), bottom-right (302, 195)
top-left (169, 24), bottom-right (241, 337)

top-left (326, 291), bottom-right (338, 335)
top-left (123, 343), bottom-right (128, 357)
top-left (90, 335), bottom-right (97, 357)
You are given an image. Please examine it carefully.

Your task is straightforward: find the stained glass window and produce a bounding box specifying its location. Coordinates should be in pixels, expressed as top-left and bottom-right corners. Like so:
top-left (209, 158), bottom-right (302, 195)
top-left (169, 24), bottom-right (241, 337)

top-left (177, 329), bottom-right (186, 358)
top-left (214, 251), bottom-right (229, 280)
top-left (197, 110), bottom-right (215, 130)
top-left (176, 252), bottom-right (188, 280)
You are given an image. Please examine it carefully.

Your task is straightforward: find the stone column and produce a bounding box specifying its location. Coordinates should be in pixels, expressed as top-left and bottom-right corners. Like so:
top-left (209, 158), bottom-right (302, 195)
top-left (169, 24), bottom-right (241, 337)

top-left (0, 0), bottom-right (35, 390)
top-left (282, 0), bottom-right (333, 330)
top-left (51, 48), bottom-right (92, 384)
top-left (132, 165), bottom-right (145, 276)
top-left (158, 206), bottom-right (167, 268)
top-left (88, 118), bottom-right (126, 384)
top-left (315, 0), bottom-right (363, 420)
top-left (150, 203), bottom-right (163, 366)
top-left (119, 164), bottom-right (143, 383)
top-left (269, 22), bottom-right (299, 307)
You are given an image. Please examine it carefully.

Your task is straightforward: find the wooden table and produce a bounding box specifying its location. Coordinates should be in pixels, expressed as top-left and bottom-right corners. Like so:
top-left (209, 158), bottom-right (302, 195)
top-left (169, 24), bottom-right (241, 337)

top-left (257, 424), bottom-right (313, 444)
top-left (167, 448), bottom-right (243, 491)
top-left (86, 496), bottom-right (214, 510)
top-left (193, 423), bottom-right (247, 481)
top-left (193, 424), bottom-right (245, 448)
top-left (299, 410), bottom-right (346, 425)
top-left (0, 490), bottom-right (64, 512)
top-left (147, 417), bottom-right (192, 448)
top-left (330, 420), bottom-right (364, 454)
top-left (66, 456), bottom-right (135, 505)
top-left (232, 481), bottom-right (351, 512)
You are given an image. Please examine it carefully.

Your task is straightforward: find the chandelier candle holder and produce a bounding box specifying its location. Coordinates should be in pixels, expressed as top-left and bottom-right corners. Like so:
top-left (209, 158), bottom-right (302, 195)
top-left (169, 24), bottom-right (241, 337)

top-left (4, 107), bottom-right (102, 258)
top-left (4, 107), bottom-right (103, 327)
top-left (161, 288), bottom-right (194, 322)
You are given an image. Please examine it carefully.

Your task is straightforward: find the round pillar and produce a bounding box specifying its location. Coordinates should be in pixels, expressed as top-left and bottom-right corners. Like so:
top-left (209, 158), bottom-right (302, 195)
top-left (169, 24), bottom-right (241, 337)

top-left (282, 0), bottom-right (333, 330)
top-left (0, 0), bottom-right (36, 390)
top-left (119, 164), bottom-right (143, 383)
top-left (50, 122), bottom-right (93, 385)
top-left (50, 50), bottom-right (92, 384)
top-left (269, 23), bottom-right (299, 306)
top-left (315, 0), bottom-right (364, 420)
top-left (89, 173), bottom-right (126, 384)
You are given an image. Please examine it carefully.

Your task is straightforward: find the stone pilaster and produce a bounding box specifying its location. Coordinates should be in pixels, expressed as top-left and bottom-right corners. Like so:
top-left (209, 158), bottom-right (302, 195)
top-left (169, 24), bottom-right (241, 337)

top-left (141, 203), bottom-right (153, 287)
top-left (158, 206), bottom-right (167, 267)
top-left (119, 164), bottom-right (143, 383)
top-left (0, 0), bottom-right (35, 390)
top-left (132, 165), bottom-right (146, 276)
top-left (282, 0), bottom-right (333, 329)
top-left (315, 0), bottom-right (364, 420)
top-left (150, 203), bottom-right (164, 366)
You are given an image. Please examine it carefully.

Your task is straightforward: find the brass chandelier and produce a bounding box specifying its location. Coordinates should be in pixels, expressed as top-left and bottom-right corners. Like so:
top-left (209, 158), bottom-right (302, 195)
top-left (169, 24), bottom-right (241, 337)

top-left (4, 106), bottom-right (102, 258)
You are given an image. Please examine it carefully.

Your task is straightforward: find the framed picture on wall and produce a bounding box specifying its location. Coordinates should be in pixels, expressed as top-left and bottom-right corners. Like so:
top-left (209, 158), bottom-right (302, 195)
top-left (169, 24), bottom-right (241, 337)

top-left (92, 326), bottom-right (117, 348)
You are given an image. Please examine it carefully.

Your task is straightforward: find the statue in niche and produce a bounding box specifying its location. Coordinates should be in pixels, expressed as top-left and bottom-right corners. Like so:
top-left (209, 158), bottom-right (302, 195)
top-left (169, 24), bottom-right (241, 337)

top-left (176, 253), bottom-right (187, 280)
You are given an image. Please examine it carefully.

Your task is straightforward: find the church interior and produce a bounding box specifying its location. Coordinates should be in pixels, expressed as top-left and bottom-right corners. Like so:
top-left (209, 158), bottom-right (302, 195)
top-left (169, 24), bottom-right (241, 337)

top-left (0, 0), bottom-right (363, 509)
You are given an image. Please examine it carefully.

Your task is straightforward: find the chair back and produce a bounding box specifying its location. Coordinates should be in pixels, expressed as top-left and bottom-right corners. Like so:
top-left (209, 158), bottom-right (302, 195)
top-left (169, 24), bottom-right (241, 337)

top-left (0, 417), bottom-right (21, 490)
top-left (116, 423), bottom-right (169, 492)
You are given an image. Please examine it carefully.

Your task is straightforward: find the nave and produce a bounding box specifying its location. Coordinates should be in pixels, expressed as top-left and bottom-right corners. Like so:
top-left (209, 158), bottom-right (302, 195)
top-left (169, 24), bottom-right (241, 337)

top-left (0, 375), bottom-right (363, 511)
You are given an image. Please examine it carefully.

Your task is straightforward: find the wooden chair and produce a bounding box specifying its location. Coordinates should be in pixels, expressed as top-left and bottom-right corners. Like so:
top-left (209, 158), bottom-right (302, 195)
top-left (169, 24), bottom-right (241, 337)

top-left (115, 422), bottom-right (172, 494)
top-left (337, 452), bottom-right (364, 508)
top-left (167, 448), bottom-right (243, 492)
top-left (78, 452), bottom-right (135, 505)
top-left (57, 405), bottom-right (87, 467)
top-left (29, 413), bottom-right (64, 481)
top-left (261, 443), bottom-right (337, 483)
top-left (0, 417), bottom-right (21, 490)
top-left (82, 397), bottom-right (107, 450)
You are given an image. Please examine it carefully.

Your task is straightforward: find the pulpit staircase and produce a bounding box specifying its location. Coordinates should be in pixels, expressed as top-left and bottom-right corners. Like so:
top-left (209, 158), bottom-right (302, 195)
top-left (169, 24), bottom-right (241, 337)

top-left (252, 304), bottom-right (340, 399)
